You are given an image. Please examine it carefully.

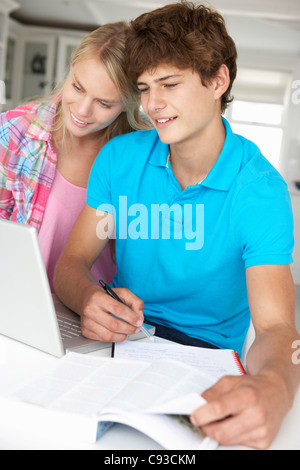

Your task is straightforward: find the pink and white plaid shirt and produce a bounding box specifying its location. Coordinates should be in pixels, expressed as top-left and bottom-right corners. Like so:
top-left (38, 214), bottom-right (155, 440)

top-left (0, 99), bottom-right (58, 231)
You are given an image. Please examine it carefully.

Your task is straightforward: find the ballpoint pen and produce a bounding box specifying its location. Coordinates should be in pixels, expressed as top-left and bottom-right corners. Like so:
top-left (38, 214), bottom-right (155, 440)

top-left (99, 280), bottom-right (154, 341)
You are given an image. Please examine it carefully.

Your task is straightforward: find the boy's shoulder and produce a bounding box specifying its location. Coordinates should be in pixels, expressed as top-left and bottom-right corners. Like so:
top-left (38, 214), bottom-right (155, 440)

top-left (109, 128), bottom-right (159, 150)
top-left (229, 127), bottom-right (286, 189)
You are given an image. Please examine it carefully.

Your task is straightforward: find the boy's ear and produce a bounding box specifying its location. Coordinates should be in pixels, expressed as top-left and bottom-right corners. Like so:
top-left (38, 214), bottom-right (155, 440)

top-left (213, 64), bottom-right (230, 100)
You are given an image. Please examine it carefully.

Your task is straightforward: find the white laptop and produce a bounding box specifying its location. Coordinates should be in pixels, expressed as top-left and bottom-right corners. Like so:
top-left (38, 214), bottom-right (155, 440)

top-left (0, 220), bottom-right (152, 357)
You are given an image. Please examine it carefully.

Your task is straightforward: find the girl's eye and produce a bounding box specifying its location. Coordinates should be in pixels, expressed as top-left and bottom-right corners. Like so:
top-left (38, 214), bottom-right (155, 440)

top-left (72, 83), bottom-right (81, 92)
top-left (165, 83), bottom-right (178, 88)
top-left (138, 88), bottom-right (149, 94)
top-left (99, 101), bottom-right (112, 109)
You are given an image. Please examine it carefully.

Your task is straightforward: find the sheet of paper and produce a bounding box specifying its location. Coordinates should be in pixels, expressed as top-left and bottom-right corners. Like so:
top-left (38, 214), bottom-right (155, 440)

top-left (12, 353), bottom-right (149, 415)
top-left (12, 353), bottom-right (216, 417)
top-left (114, 340), bottom-right (244, 378)
top-left (105, 358), bottom-right (216, 413)
top-left (146, 392), bottom-right (206, 414)
top-left (98, 410), bottom-right (218, 450)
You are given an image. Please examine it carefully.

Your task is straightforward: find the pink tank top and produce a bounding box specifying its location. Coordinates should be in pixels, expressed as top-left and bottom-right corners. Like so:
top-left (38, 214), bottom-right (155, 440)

top-left (38, 170), bottom-right (117, 292)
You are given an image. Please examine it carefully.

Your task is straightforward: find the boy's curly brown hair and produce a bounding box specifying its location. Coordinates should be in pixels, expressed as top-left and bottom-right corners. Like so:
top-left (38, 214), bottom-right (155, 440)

top-left (126, 1), bottom-right (237, 113)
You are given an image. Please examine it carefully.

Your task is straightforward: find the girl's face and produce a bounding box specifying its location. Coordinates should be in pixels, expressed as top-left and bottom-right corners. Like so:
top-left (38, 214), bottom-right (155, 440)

top-left (62, 58), bottom-right (126, 139)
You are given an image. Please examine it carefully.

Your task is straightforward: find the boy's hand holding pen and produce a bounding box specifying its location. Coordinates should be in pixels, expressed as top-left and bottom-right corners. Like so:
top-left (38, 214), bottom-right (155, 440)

top-left (99, 280), bottom-right (154, 342)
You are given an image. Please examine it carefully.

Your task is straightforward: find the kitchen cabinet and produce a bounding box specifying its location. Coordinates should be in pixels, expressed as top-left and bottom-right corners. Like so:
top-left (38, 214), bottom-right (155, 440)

top-left (55, 35), bottom-right (84, 84)
top-left (17, 32), bottom-right (56, 103)
top-left (0, 0), bottom-right (19, 111)
top-left (4, 20), bottom-right (87, 110)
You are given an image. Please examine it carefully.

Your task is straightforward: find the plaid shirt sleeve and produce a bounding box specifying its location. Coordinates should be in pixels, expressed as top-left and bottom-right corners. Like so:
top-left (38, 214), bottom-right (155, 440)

top-left (0, 102), bottom-right (57, 229)
top-left (0, 112), bottom-right (15, 219)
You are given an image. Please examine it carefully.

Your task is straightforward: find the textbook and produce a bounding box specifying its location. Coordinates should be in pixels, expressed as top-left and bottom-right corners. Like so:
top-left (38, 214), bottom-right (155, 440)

top-left (10, 352), bottom-right (220, 450)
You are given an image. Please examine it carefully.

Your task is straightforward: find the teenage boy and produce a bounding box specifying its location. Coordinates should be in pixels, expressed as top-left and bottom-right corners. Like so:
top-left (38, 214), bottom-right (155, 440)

top-left (54, 2), bottom-right (300, 449)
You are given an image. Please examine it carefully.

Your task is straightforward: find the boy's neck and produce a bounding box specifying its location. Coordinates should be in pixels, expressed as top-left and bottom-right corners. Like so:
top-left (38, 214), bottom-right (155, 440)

top-left (169, 117), bottom-right (226, 190)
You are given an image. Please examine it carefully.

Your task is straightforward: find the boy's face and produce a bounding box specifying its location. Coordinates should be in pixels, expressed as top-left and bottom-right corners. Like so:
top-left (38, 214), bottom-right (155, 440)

top-left (137, 64), bottom-right (222, 147)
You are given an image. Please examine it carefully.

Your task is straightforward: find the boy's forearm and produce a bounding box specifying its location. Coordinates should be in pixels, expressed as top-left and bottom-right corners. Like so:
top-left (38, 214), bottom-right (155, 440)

top-left (54, 253), bottom-right (145, 343)
top-left (246, 326), bottom-right (300, 405)
top-left (53, 256), bottom-right (99, 316)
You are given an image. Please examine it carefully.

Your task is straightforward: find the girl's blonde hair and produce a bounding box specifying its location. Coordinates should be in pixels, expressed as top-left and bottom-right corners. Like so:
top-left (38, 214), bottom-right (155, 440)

top-left (52, 21), bottom-right (149, 143)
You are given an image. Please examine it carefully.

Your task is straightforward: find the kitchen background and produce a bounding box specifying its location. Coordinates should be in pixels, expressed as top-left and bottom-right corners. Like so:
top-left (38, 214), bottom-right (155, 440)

top-left (0, 0), bottom-right (299, 331)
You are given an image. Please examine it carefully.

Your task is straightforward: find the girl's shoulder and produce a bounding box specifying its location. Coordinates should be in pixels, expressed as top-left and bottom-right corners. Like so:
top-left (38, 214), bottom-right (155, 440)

top-left (0, 100), bottom-right (55, 151)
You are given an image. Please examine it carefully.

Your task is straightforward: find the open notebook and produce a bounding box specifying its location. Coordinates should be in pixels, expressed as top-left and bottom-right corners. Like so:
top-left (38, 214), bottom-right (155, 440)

top-left (7, 352), bottom-right (219, 449)
top-left (113, 340), bottom-right (246, 379)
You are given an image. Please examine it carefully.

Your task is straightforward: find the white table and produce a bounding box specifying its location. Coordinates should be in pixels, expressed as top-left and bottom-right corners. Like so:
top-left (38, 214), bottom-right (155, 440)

top-left (0, 334), bottom-right (299, 450)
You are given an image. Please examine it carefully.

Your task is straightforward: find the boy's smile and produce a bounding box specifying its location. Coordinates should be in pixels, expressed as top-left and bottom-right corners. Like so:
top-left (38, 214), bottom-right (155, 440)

top-left (137, 64), bottom-right (225, 151)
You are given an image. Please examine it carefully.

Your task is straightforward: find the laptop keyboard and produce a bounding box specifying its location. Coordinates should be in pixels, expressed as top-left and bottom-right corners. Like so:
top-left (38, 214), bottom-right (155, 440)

top-left (57, 314), bottom-right (82, 339)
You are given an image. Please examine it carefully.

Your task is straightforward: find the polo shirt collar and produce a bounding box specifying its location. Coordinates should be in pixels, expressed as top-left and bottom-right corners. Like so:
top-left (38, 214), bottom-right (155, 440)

top-left (148, 134), bottom-right (170, 167)
top-left (201, 118), bottom-right (243, 191)
top-left (148, 118), bottom-right (243, 192)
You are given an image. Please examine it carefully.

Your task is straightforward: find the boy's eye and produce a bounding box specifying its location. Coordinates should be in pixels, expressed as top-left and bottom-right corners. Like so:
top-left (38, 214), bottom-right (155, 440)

top-left (138, 84), bottom-right (178, 93)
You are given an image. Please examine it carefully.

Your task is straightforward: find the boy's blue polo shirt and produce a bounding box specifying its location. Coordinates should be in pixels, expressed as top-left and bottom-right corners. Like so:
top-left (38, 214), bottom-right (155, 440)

top-left (87, 118), bottom-right (294, 356)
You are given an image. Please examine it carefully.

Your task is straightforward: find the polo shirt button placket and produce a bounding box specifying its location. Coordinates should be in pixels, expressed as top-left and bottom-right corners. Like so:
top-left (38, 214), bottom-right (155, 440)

top-left (165, 166), bottom-right (182, 206)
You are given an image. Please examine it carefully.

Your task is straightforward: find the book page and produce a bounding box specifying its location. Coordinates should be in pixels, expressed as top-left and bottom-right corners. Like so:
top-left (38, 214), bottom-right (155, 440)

top-left (114, 340), bottom-right (246, 378)
top-left (12, 353), bottom-right (216, 417)
top-left (105, 359), bottom-right (216, 414)
top-left (12, 353), bottom-right (150, 416)
top-left (98, 410), bottom-right (218, 450)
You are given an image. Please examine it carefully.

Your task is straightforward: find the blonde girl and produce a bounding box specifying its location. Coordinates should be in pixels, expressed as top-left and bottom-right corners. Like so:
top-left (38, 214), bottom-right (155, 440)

top-left (0, 22), bottom-right (148, 291)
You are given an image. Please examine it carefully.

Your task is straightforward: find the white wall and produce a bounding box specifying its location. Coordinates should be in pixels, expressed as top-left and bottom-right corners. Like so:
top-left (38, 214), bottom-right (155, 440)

top-left (224, 15), bottom-right (300, 284)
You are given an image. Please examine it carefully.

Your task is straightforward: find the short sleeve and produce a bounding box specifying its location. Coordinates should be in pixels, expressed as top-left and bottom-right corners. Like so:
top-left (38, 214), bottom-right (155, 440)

top-left (233, 177), bottom-right (294, 268)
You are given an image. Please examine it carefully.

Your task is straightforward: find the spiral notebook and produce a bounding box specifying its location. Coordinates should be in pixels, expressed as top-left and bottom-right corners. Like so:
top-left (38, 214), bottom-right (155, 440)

top-left (113, 340), bottom-right (246, 379)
